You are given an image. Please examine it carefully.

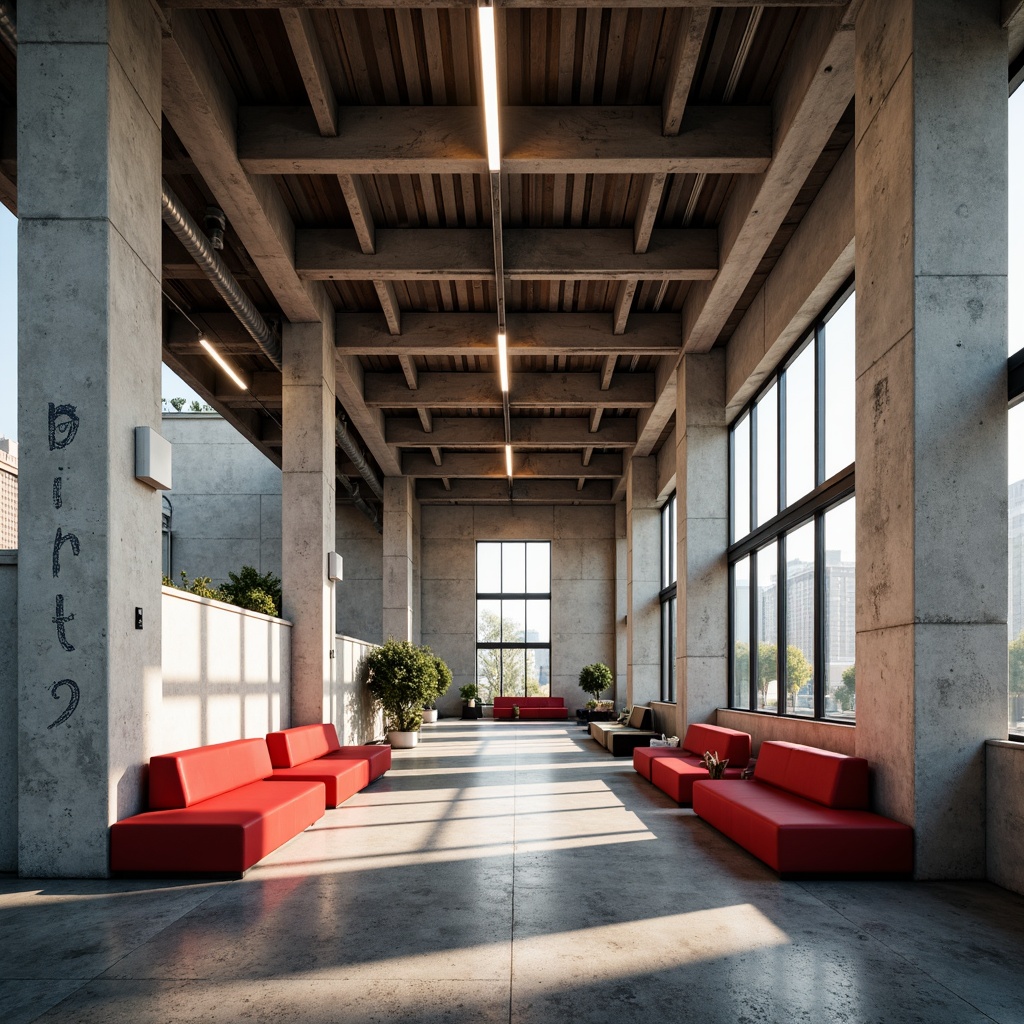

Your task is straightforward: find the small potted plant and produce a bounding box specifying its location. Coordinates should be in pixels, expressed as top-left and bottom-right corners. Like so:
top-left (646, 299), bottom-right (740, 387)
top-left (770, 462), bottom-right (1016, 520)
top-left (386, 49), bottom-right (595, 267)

top-left (365, 638), bottom-right (444, 749)
top-left (701, 750), bottom-right (729, 780)
top-left (512, 703), bottom-right (521, 720)
top-left (459, 683), bottom-right (482, 720)
top-left (578, 663), bottom-right (614, 722)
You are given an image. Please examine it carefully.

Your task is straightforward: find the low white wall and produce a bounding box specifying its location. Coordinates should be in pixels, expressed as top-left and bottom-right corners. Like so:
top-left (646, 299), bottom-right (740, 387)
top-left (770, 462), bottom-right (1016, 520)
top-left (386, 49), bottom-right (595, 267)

top-left (332, 634), bottom-right (383, 746)
top-left (987, 740), bottom-right (1024, 896)
top-left (159, 586), bottom-right (290, 751)
top-left (0, 552), bottom-right (17, 872)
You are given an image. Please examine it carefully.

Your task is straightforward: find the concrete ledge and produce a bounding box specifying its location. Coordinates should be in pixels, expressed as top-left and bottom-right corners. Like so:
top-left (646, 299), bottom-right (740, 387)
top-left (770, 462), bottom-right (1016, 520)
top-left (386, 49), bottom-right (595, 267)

top-left (715, 708), bottom-right (856, 756)
top-left (0, 550), bottom-right (16, 564)
top-left (161, 585), bottom-right (291, 625)
top-left (986, 738), bottom-right (1024, 896)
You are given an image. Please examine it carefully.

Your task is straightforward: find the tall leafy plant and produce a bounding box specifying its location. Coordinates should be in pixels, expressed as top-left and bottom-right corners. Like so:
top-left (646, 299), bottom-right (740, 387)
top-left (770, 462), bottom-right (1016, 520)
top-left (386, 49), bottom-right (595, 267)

top-left (365, 638), bottom-right (440, 733)
top-left (579, 662), bottom-right (613, 701)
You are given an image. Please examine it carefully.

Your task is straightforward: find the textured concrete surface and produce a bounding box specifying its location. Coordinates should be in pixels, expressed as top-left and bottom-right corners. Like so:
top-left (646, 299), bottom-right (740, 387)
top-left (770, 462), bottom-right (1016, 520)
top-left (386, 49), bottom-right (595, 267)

top-left (335, 504), bottom-right (383, 644)
top-left (715, 709), bottom-right (857, 758)
top-left (161, 415), bottom-right (282, 587)
top-left (382, 476), bottom-right (417, 642)
top-left (0, 555), bottom-right (16, 872)
top-left (281, 321), bottom-right (336, 727)
top-left (853, 0), bottom-right (1008, 876)
top-left (17, 0), bottom-right (163, 877)
top-left (626, 457), bottom-right (661, 708)
top-left (2, 720), bottom-right (1023, 1024)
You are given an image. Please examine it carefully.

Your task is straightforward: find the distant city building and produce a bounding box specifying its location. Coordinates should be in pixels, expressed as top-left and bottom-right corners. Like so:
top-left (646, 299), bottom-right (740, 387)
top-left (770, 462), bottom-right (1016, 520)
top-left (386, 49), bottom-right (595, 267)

top-left (0, 437), bottom-right (17, 549)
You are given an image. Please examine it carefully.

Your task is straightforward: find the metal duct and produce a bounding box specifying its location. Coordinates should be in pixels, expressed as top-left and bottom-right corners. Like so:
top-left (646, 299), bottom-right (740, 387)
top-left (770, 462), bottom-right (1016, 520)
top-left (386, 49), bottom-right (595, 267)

top-left (336, 470), bottom-right (381, 534)
top-left (335, 415), bottom-right (384, 501)
top-left (0, 2), bottom-right (16, 54)
top-left (160, 180), bottom-right (283, 370)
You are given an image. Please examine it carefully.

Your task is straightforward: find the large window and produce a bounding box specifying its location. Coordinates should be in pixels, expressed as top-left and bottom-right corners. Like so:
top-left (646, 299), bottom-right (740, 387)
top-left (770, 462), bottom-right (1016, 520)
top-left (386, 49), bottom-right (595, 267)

top-left (476, 542), bottom-right (551, 703)
top-left (660, 492), bottom-right (677, 702)
top-left (729, 283), bottom-right (856, 722)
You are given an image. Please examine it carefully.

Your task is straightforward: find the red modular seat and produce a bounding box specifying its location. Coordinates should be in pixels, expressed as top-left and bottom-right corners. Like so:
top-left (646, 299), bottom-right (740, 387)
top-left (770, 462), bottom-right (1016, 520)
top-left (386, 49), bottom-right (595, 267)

top-left (692, 740), bottom-right (914, 876)
top-left (110, 738), bottom-right (324, 876)
top-left (493, 697), bottom-right (569, 719)
top-left (265, 724), bottom-right (391, 807)
top-left (633, 723), bottom-right (751, 803)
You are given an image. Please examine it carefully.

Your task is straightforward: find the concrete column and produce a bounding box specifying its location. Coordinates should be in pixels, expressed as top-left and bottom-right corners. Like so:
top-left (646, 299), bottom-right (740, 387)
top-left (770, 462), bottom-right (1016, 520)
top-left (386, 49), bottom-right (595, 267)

top-left (614, 501), bottom-right (627, 703)
top-left (626, 457), bottom-right (660, 707)
top-left (17, 0), bottom-right (162, 877)
top-left (383, 476), bottom-right (417, 642)
top-left (676, 352), bottom-right (729, 733)
top-left (854, 0), bottom-right (1007, 877)
top-left (281, 319), bottom-right (336, 727)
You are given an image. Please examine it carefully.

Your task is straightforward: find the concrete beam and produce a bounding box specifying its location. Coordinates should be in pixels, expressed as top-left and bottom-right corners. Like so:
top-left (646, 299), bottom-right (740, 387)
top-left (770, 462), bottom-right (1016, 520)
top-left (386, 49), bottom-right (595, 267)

top-left (163, 1), bottom-right (851, 9)
top-left (402, 450), bottom-right (623, 479)
top-left (416, 479), bottom-right (614, 505)
top-left (387, 415), bottom-right (636, 449)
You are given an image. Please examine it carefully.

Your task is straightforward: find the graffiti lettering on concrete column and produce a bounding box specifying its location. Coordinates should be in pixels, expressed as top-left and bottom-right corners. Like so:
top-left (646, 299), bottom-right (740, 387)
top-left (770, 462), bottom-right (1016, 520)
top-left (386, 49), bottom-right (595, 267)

top-left (47, 679), bottom-right (80, 730)
top-left (46, 402), bottom-right (83, 729)
top-left (52, 594), bottom-right (75, 653)
top-left (52, 527), bottom-right (80, 578)
top-left (48, 403), bottom-right (80, 451)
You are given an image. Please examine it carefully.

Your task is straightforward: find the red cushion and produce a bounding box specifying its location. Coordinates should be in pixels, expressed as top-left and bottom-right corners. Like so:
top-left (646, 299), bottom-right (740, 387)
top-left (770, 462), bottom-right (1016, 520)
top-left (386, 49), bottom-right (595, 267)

top-left (271, 759), bottom-right (369, 808)
top-left (322, 745), bottom-right (391, 780)
top-left (494, 697), bottom-right (565, 709)
top-left (651, 756), bottom-right (745, 804)
top-left (266, 724), bottom-right (341, 768)
top-left (148, 738), bottom-right (273, 809)
top-left (754, 741), bottom-right (869, 809)
top-left (692, 779), bottom-right (913, 874)
top-left (632, 746), bottom-right (694, 781)
top-left (111, 780), bottom-right (325, 874)
top-left (681, 723), bottom-right (751, 767)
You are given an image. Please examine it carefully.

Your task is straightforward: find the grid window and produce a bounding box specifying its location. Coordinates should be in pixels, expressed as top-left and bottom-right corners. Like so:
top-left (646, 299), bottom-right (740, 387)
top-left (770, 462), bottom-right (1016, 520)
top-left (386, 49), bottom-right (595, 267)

top-left (728, 282), bottom-right (855, 723)
top-left (476, 542), bottom-right (551, 702)
top-left (660, 493), bottom-right (677, 701)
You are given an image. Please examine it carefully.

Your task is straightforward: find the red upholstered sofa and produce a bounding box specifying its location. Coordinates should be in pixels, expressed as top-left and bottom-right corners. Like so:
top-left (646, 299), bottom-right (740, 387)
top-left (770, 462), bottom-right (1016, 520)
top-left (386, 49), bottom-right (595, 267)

top-left (632, 723), bottom-right (751, 804)
top-left (265, 723), bottom-right (391, 807)
top-left (692, 740), bottom-right (914, 876)
top-left (494, 696), bottom-right (569, 719)
top-left (110, 738), bottom-right (325, 876)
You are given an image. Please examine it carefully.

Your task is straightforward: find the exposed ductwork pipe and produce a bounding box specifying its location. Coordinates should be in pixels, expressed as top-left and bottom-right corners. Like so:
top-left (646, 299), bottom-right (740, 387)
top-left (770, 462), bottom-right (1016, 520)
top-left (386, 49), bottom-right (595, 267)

top-left (0, 2), bottom-right (16, 54)
top-left (336, 469), bottom-right (381, 534)
top-left (335, 414), bottom-right (383, 502)
top-left (161, 180), bottom-right (283, 370)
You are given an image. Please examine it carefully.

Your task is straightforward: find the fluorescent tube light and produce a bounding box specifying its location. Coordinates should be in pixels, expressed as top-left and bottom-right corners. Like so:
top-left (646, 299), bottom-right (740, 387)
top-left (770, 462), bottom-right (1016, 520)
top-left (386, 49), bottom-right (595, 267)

top-left (505, 444), bottom-right (513, 478)
top-left (199, 336), bottom-right (246, 390)
top-left (478, 5), bottom-right (501, 171)
top-left (497, 332), bottom-right (509, 392)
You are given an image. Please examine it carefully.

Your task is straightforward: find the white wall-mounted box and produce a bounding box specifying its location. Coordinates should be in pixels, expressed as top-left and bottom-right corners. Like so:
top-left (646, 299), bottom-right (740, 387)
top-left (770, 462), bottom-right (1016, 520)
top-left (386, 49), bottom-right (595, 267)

top-left (328, 551), bottom-right (343, 582)
top-left (135, 426), bottom-right (173, 490)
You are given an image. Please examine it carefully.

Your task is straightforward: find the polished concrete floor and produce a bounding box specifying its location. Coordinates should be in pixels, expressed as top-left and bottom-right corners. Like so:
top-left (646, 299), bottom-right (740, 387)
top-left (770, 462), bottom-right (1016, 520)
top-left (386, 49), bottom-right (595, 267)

top-left (2, 719), bottom-right (1024, 1023)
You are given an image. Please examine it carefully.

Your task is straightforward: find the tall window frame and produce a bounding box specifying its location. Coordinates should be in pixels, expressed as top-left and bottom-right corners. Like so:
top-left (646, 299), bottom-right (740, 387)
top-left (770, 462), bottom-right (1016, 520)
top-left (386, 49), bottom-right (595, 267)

top-left (475, 541), bottom-right (552, 702)
top-left (660, 492), bottom-right (678, 702)
top-left (728, 279), bottom-right (856, 723)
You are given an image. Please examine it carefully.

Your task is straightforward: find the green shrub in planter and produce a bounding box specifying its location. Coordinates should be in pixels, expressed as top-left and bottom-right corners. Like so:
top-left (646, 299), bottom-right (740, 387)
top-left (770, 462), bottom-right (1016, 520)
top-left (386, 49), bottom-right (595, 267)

top-left (578, 663), bottom-right (613, 702)
top-left (365, 638), bottom-right (440, 733)
top-left (219, 566), bottom-right (282, 617)
top-left (425, 653), bottom-right (453, 710)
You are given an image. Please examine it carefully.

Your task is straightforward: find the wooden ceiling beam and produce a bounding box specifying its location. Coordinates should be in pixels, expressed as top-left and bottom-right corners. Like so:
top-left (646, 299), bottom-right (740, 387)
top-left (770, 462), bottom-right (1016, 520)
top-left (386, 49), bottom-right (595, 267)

top-left (238, 105), bottom-right (771, 177)
top-left (386, 416), bottom-right (637, 449)
top-left (336, 312), bottom-right (680, 356)
top-left (403, 450), bottom-right (623, 480)
top-left (364, 372), bottom-right (655, 410)
top-left (416, 478), bottom-right (614, 506)
top-left (297, 227), bottom-right (718, 281)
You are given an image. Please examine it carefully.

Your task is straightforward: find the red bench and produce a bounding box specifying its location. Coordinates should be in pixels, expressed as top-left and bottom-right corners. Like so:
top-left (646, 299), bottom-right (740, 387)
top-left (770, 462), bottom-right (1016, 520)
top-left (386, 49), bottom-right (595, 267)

top-left (493, 696), bottom-right (568, 719)
top-left (110, 738), bottom-right (325, 876)
top-left (632, 723), bottom-right (751, 804)
top-left (692, 740), bottom-right (914, 875)
top-left (265, 724), bottom-right (391, 807)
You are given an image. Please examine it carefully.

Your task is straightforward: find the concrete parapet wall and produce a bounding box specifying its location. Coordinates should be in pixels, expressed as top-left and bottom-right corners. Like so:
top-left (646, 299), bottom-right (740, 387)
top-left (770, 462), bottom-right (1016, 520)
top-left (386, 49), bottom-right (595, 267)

top-left (715, 709), bottom-right (856, 757)
top-left (159, 586), bottom-right (290, 751)
top-left (986, 740), bottom-right (1024, 896)
top-left (0, 553), bottom-right (16, 871)
top-left (332, 634), bottom-right (383, 746)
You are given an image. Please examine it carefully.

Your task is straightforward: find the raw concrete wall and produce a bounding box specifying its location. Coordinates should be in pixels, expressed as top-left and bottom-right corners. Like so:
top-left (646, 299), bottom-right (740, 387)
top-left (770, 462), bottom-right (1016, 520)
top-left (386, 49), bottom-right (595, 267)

top-left (161, 414), bottom-right (282, 588)
top-left (336, 504), bottom-right (383, 644)
top-left (987, 741), bottom-right (1024, 896)
top-left (716, 709), bottom-right (857, 757)
top-left (332, 634), bottom-right (384, 746)
top-left (420, 504), bottom-right (617, 718)
top-left (0, 553), bottom-right (16, 871)
top-left (160, 587), bottom-right (290, 751)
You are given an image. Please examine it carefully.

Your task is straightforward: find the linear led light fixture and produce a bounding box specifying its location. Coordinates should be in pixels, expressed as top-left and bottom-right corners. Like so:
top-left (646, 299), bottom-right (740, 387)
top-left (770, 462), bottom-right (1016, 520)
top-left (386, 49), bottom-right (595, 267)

top-left (199, 336), bottom-right (246, 389)
top-left (478, 2), bottom-right (501, 172)
top-left (497, 331), bottom-right (509, 392)
top-left (505, 444), bottom-right (513, 478)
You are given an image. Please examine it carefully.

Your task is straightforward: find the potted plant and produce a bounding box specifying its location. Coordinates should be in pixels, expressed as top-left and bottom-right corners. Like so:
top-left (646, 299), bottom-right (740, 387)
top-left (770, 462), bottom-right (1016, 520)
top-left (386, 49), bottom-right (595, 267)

top-left (422, 652), bottom-right (453, 724)
top-left (578, 663), bottom-right (613, 721)
top-left (460, 683), bottom-right (479, 708)
top-left (365, 638), bottom-right (441, 749)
